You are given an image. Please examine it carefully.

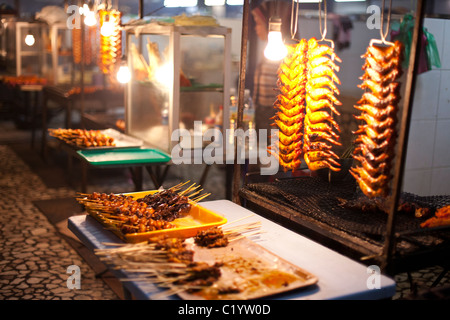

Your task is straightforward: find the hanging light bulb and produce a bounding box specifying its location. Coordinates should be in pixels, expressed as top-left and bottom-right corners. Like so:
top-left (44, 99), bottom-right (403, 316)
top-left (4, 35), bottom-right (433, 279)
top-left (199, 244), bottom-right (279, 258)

top-left (101, 15), bottom-right (115, 37)
top-left (83, 4), bottom-right (97, 26)
top-left (117, 58), bottom-right (131, 84)
top-left (264, 17), bottom-right (287, 61)
top-left (25, 33), bottom-right (35, 46)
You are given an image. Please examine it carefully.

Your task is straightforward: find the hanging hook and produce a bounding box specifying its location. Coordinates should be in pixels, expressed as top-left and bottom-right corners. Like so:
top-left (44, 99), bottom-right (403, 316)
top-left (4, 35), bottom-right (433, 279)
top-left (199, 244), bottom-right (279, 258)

top-left (371, 0), bottom-right (394, 46)
top-left (290, 0), bottom-right (299, 40)
top-left (318, 0), bottom-right (327, 41)
top-left (380, 0), bottom-right (393, 43)
top-left (317, 0), bottom-right (334, 49)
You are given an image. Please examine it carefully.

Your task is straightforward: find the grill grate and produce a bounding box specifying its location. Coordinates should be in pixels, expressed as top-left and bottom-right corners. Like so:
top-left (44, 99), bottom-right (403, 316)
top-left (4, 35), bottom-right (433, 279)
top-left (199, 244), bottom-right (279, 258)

top-left (244, 176), bottom-right (450, 249)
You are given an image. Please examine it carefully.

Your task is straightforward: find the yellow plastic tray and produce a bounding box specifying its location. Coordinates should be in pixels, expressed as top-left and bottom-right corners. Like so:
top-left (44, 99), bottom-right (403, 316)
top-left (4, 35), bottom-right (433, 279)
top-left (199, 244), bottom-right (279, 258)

top-left (87, 190), bottom-right (227, 243)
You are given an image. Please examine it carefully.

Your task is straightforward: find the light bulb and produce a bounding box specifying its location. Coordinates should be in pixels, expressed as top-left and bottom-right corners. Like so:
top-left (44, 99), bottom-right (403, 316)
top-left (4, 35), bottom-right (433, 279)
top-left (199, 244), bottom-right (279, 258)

top-left (83, 4), bottom-right (97, 26)
top-left (264, 17), bottom-right (287, 61)
top-left (117, 64), bottom-right (131, 84)
top-left (264, 31), bottom-right (287, 61)
top-left (84, 11), bottom-right (97, 26)
top-left (101, 19), bottom-right (114, 37)
top-left (25, 34), bottom-right (35, 46)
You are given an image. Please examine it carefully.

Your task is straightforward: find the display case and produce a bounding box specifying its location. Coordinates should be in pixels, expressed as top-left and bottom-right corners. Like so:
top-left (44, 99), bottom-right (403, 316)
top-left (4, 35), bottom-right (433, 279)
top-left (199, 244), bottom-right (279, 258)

top-left (43, 23), bottom-right (73, 85)
top-left (123, 22), bottom-right (232, 155)
top-left (5, 21), bottom-right (47, 76)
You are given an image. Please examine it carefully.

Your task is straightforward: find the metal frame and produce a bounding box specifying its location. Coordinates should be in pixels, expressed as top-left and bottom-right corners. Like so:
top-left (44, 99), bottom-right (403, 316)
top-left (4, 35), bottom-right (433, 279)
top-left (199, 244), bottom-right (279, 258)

top-left (382, 0), bottom-right (425, 273)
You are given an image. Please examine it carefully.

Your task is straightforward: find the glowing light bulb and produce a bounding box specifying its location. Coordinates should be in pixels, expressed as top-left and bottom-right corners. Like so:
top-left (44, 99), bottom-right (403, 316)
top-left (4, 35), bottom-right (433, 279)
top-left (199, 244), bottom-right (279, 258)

top-left (84, 11), bottom-right (97, 26)
top-left (263, 17), bottom-right (287, 61)
top-left (25, 34), bottom-right (35, 46)
top-left (83, 4), bottom-right (97, 26)
top-left (264, 31), bottom-right (287, 61)
top-left (101, 18), bottom-right (115, 37)
top-left (117, 64), bottom-right (131, 84)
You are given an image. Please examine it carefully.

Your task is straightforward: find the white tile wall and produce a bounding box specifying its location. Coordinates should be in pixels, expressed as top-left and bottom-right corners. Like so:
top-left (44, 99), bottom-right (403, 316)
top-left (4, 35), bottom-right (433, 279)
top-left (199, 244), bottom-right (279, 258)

top-left (430, 167), bottom-right (450, 196)
top-left (410, 70), bottom-right (440, 120)
top-left (402, 169), bottom-right (432, 196)
top-left (404, 119), bottom-right (436, 170)
top-left (438, 70), bottom-right (450, 118)
top-left (433, 119), bottom-right (450, 168)
top-left (402, 18), bottom-right (450, 196)
top-left (441, 20), bottom-right (450, 70)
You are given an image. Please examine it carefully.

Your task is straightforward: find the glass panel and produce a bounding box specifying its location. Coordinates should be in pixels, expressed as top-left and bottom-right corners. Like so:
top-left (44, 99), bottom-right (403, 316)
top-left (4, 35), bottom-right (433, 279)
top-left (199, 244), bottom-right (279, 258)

top-left (179, 35), bottom-right (224, 138)
top-left (127, 33), bottom-right (171, 153)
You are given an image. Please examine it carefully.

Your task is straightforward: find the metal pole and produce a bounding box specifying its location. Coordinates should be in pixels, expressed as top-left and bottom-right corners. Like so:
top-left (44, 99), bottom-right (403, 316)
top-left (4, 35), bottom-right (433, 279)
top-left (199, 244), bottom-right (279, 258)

top-left (139, 0), bottom-right (144, 19)
top-left (232, 0), bottom-right (250, 204)
top-left (381, 0), bottom-right (425, 274)
top-left (80, 12), bottom-right (85, 118)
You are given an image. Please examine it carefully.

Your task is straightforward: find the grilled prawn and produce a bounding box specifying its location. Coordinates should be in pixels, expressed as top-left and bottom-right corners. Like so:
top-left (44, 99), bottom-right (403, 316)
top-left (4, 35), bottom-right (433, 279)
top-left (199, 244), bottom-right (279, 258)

top-left (351, 40), bottom-right (403, 198)
top-left (303, 38), bottom-right (342, 172)
top-left (269, 40), bottom-right (308, 172)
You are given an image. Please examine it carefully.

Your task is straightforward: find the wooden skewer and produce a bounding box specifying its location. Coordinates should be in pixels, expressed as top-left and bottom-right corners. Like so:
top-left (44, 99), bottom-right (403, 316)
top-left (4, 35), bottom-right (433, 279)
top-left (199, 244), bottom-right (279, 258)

top-left (228, 230), bottom-right (266, 242)
top-left (170, 180), bottom-right (191, 191)
top-left (191, 193), bottom-right (211, 203)
top-left (223, 221), bottom-right (261, 233)
top-left (184, 189), bottom-right (204, 199)
top-left (150, 286), bottom-right (187, 300)
top-left (223, 214), bottom-right (255, 227)
top-left (179, 183), bottom-right (200, 196)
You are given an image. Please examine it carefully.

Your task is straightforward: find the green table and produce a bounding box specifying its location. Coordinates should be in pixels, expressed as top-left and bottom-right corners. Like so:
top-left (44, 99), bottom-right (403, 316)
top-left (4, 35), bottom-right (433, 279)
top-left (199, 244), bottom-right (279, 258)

top-left (62, 143), bottom-right (171, 193)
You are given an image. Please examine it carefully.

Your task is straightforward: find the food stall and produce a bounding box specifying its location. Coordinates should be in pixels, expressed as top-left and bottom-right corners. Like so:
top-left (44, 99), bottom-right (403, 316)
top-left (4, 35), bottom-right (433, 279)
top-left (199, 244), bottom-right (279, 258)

top-left (239, 0), bottom-right (450, 279)
top-left (62, 0), bottom-right (450, 301)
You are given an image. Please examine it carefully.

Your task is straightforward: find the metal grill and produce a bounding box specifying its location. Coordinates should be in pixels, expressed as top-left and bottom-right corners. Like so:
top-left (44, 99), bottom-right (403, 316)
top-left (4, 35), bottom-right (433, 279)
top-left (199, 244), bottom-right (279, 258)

top-left (241, 176), bottom-right (450, 262)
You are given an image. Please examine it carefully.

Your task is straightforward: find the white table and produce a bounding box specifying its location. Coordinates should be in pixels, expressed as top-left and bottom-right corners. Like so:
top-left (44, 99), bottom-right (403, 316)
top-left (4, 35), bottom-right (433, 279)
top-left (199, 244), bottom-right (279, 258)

top-left (68, 199), bottom-right (396, 300)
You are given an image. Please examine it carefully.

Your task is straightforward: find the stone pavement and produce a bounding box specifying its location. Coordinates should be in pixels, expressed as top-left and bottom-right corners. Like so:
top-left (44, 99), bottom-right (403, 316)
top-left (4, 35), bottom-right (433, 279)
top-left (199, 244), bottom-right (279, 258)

top-left (0, 145), bottom-right (119, 300)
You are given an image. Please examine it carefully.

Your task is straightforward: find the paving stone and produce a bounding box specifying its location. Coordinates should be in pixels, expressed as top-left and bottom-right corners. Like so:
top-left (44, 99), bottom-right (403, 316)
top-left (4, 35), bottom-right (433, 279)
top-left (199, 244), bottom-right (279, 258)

top-left (0, 145), bottom-right (119, 300)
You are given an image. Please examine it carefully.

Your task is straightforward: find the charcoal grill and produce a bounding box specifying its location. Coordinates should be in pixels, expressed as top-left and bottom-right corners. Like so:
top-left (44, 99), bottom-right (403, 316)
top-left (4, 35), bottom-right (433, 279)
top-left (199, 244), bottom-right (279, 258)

top-left (239, 176), bottom-right (450, 275)
top-left (231, 0), bottom-right (449, 277)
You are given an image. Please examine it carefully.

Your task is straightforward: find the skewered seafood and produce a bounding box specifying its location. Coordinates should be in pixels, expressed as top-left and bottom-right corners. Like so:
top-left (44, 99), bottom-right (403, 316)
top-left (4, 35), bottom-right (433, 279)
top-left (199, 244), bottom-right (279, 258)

top-left (268, 37), bottom-right (342, 173)
top-left (98, 10), bottom-right (122, 77)
top-left (72, 26), bottom-right (97, 65)
top-left (351, 40), bottom-right (403, 198)
top-left (72, 28), bottom-right (82, 64)
top-left (269, 39), bottom-right (308, 172)
top-left (302, 38), bottom-right (342, 172)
